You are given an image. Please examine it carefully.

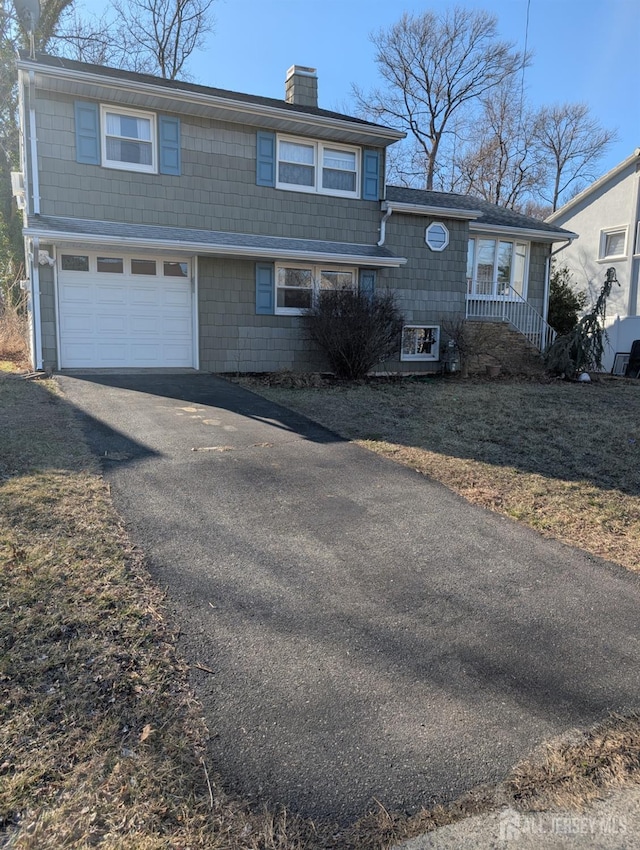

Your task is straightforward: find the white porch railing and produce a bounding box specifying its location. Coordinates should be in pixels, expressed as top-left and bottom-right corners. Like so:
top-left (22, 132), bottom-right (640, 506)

top-left (465, 284), bottom-right (557, 352)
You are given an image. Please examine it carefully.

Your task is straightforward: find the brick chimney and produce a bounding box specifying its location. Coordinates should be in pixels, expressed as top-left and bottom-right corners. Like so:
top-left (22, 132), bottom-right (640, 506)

top-left (285, 65), bottom-right (318, 108)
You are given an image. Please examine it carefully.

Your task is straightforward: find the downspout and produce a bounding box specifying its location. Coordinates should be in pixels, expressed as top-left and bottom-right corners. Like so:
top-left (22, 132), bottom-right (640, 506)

top-left (28, 70), bottom-right (40, 214)
top-left (377, 203), bottom-right (393, 247)
top-left (544, 236), bottom-right (577, 326)
top-left (30, 237), bottom-right (43, 370)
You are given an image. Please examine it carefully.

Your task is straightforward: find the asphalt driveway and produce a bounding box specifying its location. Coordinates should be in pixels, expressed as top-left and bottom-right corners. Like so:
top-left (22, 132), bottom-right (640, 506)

top-left (57, 373), bottom-right (640, 825)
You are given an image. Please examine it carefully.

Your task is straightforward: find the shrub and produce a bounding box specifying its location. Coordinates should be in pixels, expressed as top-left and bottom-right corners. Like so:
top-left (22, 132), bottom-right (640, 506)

top-left (548, 262), bottom-right (588, 336)
top-left (305, 289), bottom-right (404, 380)
top-left (545, 267), bottom-right (619, 377)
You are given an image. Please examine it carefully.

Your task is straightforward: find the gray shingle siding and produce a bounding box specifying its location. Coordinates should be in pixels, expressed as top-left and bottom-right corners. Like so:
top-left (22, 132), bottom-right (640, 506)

top-left (35, 93), bottom-right (382, 245)
top-left (198, 257), bottom-right (324, 372)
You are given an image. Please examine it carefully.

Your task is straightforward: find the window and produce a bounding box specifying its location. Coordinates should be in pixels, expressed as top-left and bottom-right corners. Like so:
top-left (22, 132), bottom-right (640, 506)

top-left (467, 237), bottom-right (529, 298)
top-left (425, 222), bottom-right (449, 252)
top-left (97, 257), bottom-right (124, 273)
top-left (131, 259), bottom-right (157, 275)
top-left (164, 261), bottom-right (188, 277)
top-left (61, 254), bottom-right (89, 272)
top-left (276, 136), bottom-right (359, 198)
top-left (401, 326), bottom-right (440, 361)
top-left (101, 106), bottom-right (156, 173)
top-left (599, 228), bottom-right (627, 259)
top-left (275, 264), bottom-right (356, 314)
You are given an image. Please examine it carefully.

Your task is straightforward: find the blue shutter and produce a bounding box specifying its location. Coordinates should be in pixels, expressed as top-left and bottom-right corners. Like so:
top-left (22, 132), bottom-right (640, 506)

top-left (256, 131), bottom-right (276, 187)
top-left (256, 262), bottom-right (275, 315)
top-left (75, 101), bottom-right (100, 165)
top-left (362, 149), bottom-right (380, 201)
top-left (359, 269), bottom-right (376, 299)
top-left (159, 115), bottom-right (181, 175)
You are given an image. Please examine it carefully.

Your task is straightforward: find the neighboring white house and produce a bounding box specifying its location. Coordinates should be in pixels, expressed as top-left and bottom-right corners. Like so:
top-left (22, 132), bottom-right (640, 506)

top-left (547, 148), bottom-right (640, 373)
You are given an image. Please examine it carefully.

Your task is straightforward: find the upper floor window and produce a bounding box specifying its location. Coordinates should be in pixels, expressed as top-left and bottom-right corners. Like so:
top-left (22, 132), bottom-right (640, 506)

top-left (276, 135), bottom-right (359, 198)
top-left (599, 227), bottom-right (627, 260)
top-left (467, 237), bottom-right (529, 299)
top-left (101, 106), bottom-right (156, 173)
top-left (275, 263), bottom-right (356, 315)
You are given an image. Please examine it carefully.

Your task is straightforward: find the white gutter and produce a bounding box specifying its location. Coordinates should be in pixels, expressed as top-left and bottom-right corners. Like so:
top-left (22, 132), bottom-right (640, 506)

top-left (470, 221), bottom-right (578, 243)
top-left (17, 58), bottom-right (405, 145)
top-left (17, 70), bottom-right (30, 217)
top-left (29, 237), bottom-right (43, 369)
top-left (23, 225), bottom-right (408, 268)
top-left (377, 205), bottom-right (393, 246)
top-left (382, 200), bottom-right (481, 221)
top-left (28, 71), bottom-right (40, 214)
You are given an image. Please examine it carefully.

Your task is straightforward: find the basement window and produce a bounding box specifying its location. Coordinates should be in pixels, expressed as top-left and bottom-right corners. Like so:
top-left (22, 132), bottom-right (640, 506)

top-left (401, 325), bottom-right (440, 361)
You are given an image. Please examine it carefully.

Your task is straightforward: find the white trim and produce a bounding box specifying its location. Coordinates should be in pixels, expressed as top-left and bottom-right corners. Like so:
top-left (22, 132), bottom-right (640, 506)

top-left (467, 236), bottom-right (530, 300)
top-left (31, 237), bottom-right (43, 369)
top-left (400, 325), bottom-right (440, 362)
top-left (469, 221), bottom-right (576, 243)
top-left (598, 225), bottom-right (628, 261)
top-left (425, 222), bottom-right (449, 252)
top-left (192, 254), bottom-right (199, 371)
top-left (23, 224), bottom-right (407, 268)
top-left (383, 200), bottom-right (480, 220)
top-left (17, 57), bottom-right (405, 145)
top-left (274, 262), bottom-right (357, 316)
top-left (100, 104), bottom-right (157, 174)
top-left (276, 134), bottom-right (360, 199)
top-left (547, 148), bottom-right (640, 223)
top-left (53, 244), bottom-right (61, 369)
top-left (28, 71), bottom-right (40, 214)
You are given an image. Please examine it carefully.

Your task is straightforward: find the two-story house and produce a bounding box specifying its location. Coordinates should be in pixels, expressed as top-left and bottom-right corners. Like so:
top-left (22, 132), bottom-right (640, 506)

top-left (16, 52), bottom-right (574, 374)
top-left (547, 149), bottom-right (640, 374)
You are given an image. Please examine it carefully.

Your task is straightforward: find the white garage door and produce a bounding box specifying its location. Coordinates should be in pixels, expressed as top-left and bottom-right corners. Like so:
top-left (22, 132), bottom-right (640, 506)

top-left (58, 252), bottom-right (194, 368)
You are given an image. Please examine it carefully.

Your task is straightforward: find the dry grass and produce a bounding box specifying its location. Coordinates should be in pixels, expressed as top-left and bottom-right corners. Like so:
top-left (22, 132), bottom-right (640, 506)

top-left (0, 371), bottom-right (329, 849)
top-left (2, 369), bottom-right (639, 849)
top-left (0, 295), bottom-right (30, 370)
top-left (238, 374), bottom-right (640, 572)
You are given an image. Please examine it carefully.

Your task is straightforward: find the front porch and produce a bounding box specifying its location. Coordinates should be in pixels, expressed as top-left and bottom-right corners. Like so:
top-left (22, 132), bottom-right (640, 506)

top-left (465, 283), bottom-right (556, 352)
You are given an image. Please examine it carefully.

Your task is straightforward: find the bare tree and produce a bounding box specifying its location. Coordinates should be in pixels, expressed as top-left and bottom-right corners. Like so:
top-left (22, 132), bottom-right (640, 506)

top-left (354, 7), bottom-right (525, 190)
top-left (54, 11), bottom-right (155, 72)
top-left (454, 81), bottom-right (547, 210)
top-left (112, 0), bottom-right (215, 79)
top-left (533, 103), bottom-right (616, 212)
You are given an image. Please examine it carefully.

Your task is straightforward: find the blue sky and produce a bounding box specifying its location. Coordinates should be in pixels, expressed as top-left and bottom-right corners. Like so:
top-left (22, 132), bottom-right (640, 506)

top-left (80, 0), bottom-right (639, 180)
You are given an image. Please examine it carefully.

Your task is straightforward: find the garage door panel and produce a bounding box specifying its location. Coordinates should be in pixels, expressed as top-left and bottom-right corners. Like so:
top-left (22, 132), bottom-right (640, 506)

top-left (131, 287), bottom-right (162, 307)
top-left (163, 316), bottom-right (192, 335)
top-left (164, 287), bottom-right (192, 308)
top-left (130, 316), bottom-right (162, 334)
top-left (97, 286), bottom-right (128, 305)
top-left (60, 282), bottom-right (93, 304)
top-left (96, 315), bottom-right (128, 334)
top-left (59, 258), bottom-right (194, 368)
top-left (61, 313), bottom-right (96, 333)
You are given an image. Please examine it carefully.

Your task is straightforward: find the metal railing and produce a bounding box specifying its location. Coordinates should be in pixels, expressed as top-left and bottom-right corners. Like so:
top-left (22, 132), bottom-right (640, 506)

top-left (465, 283), bottom-right (557, 352)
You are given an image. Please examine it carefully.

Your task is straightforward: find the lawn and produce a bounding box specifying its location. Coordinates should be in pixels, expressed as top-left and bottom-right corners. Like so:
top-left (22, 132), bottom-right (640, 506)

top-left (239, 374), bottom-right (640, 572)
top-left (1, 367), bottom-right (639, 849)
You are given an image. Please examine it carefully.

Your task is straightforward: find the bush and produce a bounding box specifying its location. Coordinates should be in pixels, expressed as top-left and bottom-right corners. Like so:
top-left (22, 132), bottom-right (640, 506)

top-left (305, 289), bottom-right (404, 380)
top-left (546, 267), bottom-right (619, 377)
top-left (548, 262), bottom-right (588, 336)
